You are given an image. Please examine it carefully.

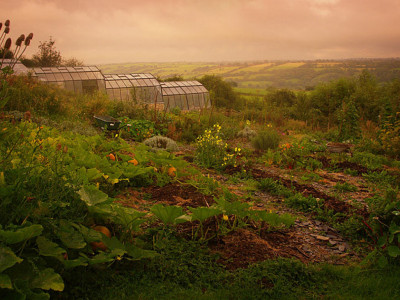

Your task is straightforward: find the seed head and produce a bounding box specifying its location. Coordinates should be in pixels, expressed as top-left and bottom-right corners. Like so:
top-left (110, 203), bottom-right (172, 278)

top-left (4, 27), bottom-right (9, 34)
top-left (0, 23), bottom-right (2, 31)
top-left (4, 38), bottom-right (12, 49)
top-left (5, 20), bottom-right (10, 27)
top-left (25, 33), bottom-right (33, 46)
top-left (16, 34), bottom-right (25, 46)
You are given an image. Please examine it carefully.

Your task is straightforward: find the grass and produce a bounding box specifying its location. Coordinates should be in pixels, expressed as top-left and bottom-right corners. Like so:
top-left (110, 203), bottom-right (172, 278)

top-left (58, 240), bottom-right (400, 300)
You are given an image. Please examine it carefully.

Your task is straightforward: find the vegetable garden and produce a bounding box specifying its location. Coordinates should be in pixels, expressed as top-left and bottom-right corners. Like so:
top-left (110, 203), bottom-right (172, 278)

top-left (1, 66), bottom-right (400, 299)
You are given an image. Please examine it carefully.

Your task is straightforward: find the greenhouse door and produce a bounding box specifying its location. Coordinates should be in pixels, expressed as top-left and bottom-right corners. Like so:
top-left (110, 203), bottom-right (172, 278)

top-left (82, 80), bottom-right (99, 94)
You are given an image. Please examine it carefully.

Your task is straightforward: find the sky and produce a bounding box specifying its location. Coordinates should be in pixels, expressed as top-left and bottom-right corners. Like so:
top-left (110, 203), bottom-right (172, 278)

top-left (3, 0), bottom-right (400, 64)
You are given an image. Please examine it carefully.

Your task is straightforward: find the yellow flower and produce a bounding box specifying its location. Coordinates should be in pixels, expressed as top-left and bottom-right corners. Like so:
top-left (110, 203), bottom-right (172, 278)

top-left (222, 214), bottom-right (229, 221)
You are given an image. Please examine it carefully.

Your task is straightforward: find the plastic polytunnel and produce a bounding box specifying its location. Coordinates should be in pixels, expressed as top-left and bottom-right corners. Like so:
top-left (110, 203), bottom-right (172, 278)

top-left (160, 81), bottom-right (211, 111)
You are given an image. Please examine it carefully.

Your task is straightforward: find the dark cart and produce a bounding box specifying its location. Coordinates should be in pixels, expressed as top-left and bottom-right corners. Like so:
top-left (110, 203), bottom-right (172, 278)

top-left (94, 115), bottom-right (121, 130)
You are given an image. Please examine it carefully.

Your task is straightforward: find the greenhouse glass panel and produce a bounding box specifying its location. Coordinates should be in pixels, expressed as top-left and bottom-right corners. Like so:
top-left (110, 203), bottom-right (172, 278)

top-left (61, 72), bottom-right (73, 81)
top-left (106, 89), bottom-right (114, 100)
top-left (97, 80), bottom-right (106, 91)
top-left (70, 73), bottom-right (81, 81)
top-left (54, 73), bottom-right (64, 82)
top-left (187, 94), bottom-right (195, 110)
top-left (45, 73), bottom-right (57, 82)
top-left (110, 81), bottom-right (120, 89)
top-left (86, 72), bottom-right (97, 80)
top-left (64, 81), bottom-right (74, 91)
top-left (121, 88), bottom-right (131, 101)
top-left (78, 72), bottom-right (89, 80)
top-left (73, 81), bottom-right (83, 93)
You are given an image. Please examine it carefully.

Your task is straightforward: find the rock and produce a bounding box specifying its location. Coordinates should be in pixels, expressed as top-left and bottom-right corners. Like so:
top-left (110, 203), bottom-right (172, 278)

top-left (313, 234), bottom-right (330, 241)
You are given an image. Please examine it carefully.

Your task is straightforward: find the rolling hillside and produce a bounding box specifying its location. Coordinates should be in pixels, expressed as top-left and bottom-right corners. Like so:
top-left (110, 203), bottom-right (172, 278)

top-left (99, 58), bottom-right (400, 90)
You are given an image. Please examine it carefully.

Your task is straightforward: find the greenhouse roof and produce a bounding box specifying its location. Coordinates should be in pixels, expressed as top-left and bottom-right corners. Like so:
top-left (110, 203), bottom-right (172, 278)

top-left (160, 81), bottom-right (208, 96)
top-left (33, 66), bottom-right (104, 82)
top-left (104, 73), bottom-right (160, 89)
top-left (1, 59), bottom-right (30, 75)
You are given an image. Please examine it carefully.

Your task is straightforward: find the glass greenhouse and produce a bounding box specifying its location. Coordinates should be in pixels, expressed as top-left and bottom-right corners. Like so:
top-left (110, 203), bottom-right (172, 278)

top-left (1, 59), bottom-right (30, 75)
top-left (104, 73), bottom-right (162, 104)
top-left (160, 81), bottom-right (211, 111)
top-left (32, 66), bottom-right (105, 94)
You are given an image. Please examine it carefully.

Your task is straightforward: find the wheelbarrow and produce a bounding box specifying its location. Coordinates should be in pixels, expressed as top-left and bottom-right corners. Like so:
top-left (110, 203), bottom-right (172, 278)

top-left (93, 115), bottom-right (131, 131)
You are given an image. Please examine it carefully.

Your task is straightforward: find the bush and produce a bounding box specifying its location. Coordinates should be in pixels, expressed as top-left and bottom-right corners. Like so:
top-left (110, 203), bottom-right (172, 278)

top-left (237, 126), bottom-right (257, 140)
top-left (251, 129), bottom-right (280, 151)
top-left (144, 136), bottom-right (178, 151)
top-left (195, 124), bottom-right (240, 169)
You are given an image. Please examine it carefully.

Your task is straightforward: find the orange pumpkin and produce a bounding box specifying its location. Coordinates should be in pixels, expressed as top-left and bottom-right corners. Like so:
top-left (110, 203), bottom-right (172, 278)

top-left (90, 226), bottom-right (112, 251)
top-left (107, 153), bottom-right (116, 161)
top-left (128, 159), bottom-right (139, 165)
top-left (168, 166), bottom-right (177, 177)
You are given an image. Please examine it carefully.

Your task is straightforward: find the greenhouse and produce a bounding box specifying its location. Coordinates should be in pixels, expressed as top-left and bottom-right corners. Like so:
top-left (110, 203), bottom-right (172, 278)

top-left (32, 66), bottom-right (106, 94)
top-left (104, 73), bottom-right (162, 104)
top-left (160, 81), bottom-right (211, 111)
top-left (1, 59), bottom-right (30, 75)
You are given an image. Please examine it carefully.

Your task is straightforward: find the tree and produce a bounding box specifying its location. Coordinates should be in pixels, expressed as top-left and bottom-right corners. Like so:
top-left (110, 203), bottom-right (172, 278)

top-left (32, 37), bottom-right (62, 67)
top-left (198, 75), bottom-right (242, 109)
top-left (62, 57), bottom-right (84, 67)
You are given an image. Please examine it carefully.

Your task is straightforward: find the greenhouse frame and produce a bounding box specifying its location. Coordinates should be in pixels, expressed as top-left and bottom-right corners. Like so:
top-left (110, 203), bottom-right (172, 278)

top-left (104, 73), bottom-right (162, 104)
top-left (160, 81), bottom-right (211, 111)
top-left (1, 59), bottom-right (30, 75)
top-left (29, 64), bottom-right (211, 111)
top-left (32, 66), bottom-right (106, 94)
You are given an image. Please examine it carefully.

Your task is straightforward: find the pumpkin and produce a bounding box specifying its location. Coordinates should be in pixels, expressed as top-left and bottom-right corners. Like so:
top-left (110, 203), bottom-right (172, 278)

top-left (128, 158), bottom-right (139, 165)
top-left (107, 153), bottom-right (116, 161)
top-left (167, 166), bottom-right (177, 177)
top-left (91, 226), bottom-right (112, 251)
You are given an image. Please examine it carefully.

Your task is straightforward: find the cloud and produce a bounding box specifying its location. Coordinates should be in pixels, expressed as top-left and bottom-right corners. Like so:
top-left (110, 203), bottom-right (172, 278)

top-left (3, 0), bottom-right (400, 63)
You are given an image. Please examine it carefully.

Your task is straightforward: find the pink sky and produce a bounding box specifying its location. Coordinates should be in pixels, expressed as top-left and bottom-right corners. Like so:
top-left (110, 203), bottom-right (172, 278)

top-left (3, 0), bottom-right (400, 64)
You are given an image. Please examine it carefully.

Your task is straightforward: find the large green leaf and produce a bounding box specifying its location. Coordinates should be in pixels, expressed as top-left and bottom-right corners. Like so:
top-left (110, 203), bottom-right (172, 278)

top-left (0, 224), bottom-right (43, 244)
top-left (30, 268), bottom-right (64, 291)
top-left (189, 207), bottom-right (222, 223)
top-left (36, 236), bottom-right (65, 257)
top-left (215, 198), bottom-right (251, 218)
top-left (57, 221), bottom-right (86, 249)
top-left (150, 204), bottom-right (185, 225)
top-left (387, 245), bottom-right (400, 257)
top-left (111, 206), bottom-right (146, 231)
top-left (0, 273), bottom-right (12, 289)
top-left (71, 224), bottom-right (102, 243)
top-left (78, 185), bottom-right (108, 206)
top-left (0, 246), bottom-right (23, 272)
top-left (86, 168), bottom-right (103, 181)
top-left (63, 257), bottom-right (88, 269)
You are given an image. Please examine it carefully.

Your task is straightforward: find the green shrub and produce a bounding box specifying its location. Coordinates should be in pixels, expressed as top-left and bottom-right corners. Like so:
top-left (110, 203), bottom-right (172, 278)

top-left (195, 124), bottom-right (240, 169)
top-left (237, 126), bottom-right (257, 140)
top-left (143, 136), bottom-right (178, 151)
top-left (251, 128), bottom-right (280, 151)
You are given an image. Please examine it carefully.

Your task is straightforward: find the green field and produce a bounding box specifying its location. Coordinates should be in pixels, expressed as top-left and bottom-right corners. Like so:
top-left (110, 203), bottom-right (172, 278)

top-left (99, 58), bottom-right (400, 90)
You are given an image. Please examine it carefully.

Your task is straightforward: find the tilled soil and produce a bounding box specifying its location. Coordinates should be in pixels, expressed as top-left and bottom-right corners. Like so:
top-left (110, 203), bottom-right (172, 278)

top-left (210, 225), bottom-right (356, 270)
top-left (115, 183), bottom-right (215, 210)
top-left (250, 167), bottom-right (369, 218)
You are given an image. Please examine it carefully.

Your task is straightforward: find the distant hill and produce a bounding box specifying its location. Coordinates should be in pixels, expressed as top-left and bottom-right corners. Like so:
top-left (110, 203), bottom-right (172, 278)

top-left (99, 58), bottom-right (400, 90)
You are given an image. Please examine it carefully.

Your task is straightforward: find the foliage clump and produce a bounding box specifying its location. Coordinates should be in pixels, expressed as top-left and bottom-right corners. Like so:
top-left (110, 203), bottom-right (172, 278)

top-left (237, 126), bottom-right (257, 140)
top-left (195, 124), bottom-right (240, 169)
top-left (144, 135), bottom-right (178, 152)
top-left (251, 128), bottom-right (280, 151)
